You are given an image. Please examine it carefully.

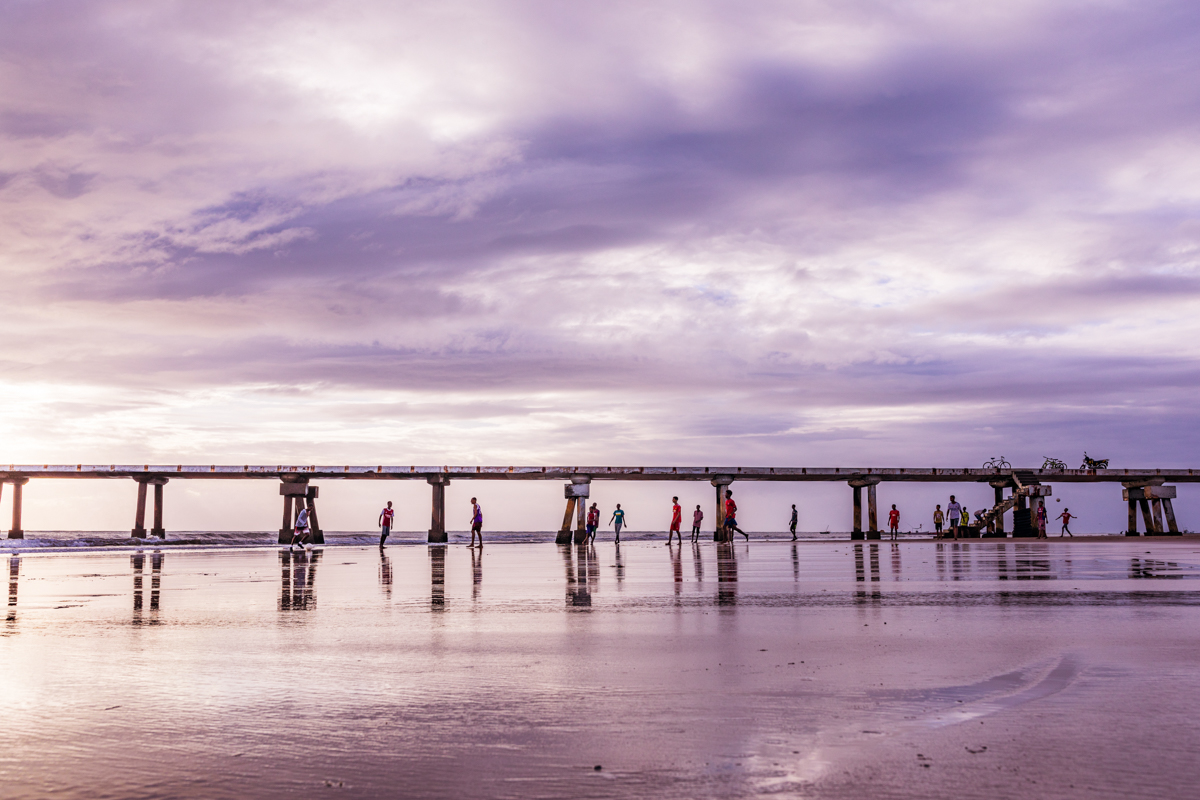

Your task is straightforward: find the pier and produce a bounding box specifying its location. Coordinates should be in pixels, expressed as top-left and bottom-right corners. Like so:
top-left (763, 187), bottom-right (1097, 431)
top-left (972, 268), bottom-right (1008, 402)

top-left (0, 465), bottom-right (1194, 541)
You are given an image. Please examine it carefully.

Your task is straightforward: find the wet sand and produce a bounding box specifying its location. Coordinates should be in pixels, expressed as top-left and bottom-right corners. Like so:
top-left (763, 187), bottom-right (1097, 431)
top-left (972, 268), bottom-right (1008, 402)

top-left (1, 539), bottom-right (1198, 798)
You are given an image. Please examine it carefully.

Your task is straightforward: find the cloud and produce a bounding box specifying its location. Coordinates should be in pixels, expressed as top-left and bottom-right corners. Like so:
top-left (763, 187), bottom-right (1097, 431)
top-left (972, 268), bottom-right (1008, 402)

top-left (0, 0), bottom-right (1198, 482)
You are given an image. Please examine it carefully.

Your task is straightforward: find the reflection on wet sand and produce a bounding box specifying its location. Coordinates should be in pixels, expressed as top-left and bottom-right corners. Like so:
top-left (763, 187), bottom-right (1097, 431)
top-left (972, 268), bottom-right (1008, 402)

top-left (430, 545), bottom-right (446, 609)
top-left (7, 554), bottom-right (18, 624)
top-left (380, 552), bottom-right (392, 599)
top-left (692, 542), bottom-right (704, 584)
top-left (132, 550), bottom-right (163, 622)
top-left (614, 542), bottom-right (625, 587)
top-left (561, 544), bottom-right (596, 608)
top-left (670, 544), bottom-right (682, 597)
top-left (279, 550), bottom-right (321, 611)
top-left (716, 541), bottom-right (737, 606)
top-left (854, 543), bottom-right (881, 604)
top-left (471, 547), bottom-right (483, 601)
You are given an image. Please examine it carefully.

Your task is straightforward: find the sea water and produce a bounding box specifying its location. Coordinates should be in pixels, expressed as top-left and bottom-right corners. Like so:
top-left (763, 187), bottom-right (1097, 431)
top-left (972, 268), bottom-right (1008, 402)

top-left (0, 539), bottom-right (1197, 799)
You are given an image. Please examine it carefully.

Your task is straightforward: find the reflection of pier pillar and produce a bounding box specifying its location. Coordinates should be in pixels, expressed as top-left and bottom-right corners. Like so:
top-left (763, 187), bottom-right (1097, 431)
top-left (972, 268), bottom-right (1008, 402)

top-left (716, 541), bottom-right (737, 605)
top-left (711, 475), bottom-right (733, 542)
top-left (430, 545), bottom-right (446, 607)
top-left (8, 555), bottom-right (19, 622)
top-left (8, 478), bottom-right (27, 539)
top-left (428, 475), bottom-right (449, 544)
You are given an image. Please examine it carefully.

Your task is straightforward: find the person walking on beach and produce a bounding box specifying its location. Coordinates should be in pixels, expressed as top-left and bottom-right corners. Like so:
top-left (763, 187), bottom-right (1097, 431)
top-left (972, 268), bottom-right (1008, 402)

top-left (610, 504), bottom-right (627, 543)
top-left (960, 505), bottom-right (970, 535)
top-left (724, 490), bottom-right (748, 541)
top-left (1036, 500), bottom-right (1048, 538)
top-left (691, 505), bottom-right (703, 541)
top-left (933, 504), bottom-right (944, 537)
top-left (378, 501), bottom-right (394, 549)
top-left (291, 505), bottom-right (311, 549)
top-left (587, 502), bottom-right (600, 543)
top-left (946, 496), bottom-right (962, 540)
top-left (790, 504), bottom-right (799, 540)
top-left (1058, 507), bottom-right (1075, 537)
top-left (667, 496), bottom-right (683, 545)
top-left (469, 497), bottom-right (484, 548)
top-left (888, 504), bottom-right (900, 539)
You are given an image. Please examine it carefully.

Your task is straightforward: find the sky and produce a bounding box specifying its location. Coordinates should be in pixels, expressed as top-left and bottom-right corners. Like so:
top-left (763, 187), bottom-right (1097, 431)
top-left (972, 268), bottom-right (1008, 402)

top-left (1, 1), bottom-right (1198, 532)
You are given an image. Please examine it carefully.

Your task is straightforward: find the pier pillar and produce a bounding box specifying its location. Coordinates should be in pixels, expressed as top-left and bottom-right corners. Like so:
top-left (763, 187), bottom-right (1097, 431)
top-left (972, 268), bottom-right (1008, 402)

top-left (573, 474), bottom-right (588, 544)
top-left (132, 480), bottom-right (149, 538)
top-left (991, 482), bottom-right (1008, 536)
top-left (304, 486), bottom-right (324, 544)
top-left (847, 478), bottom-right (879, 540)
top-left (1127, 500), bottom-right (1139, 535)
top-left (7, 478), bottom-right (26, 539)
top-left (711, 475), bottom-right (734, 542)
top-left (149, 477), bottom-right (168, 539)
top-left (1139, 499), bottom-right (1154, 534)
top-left (867, 483), bottom-right (880, 539)
top-left (557, 498), bottom-right (577, 545)
top-left (278, 480), bottom-right (309, 544)
top-left (1151, 499), bottom-right (1165, 534)
top-left (428, 474), bottom-right (449, 543)
top-left (1124, 485), bottom-right (1179, 536)
top-left (1163, 498), bottom-right (1180, 534)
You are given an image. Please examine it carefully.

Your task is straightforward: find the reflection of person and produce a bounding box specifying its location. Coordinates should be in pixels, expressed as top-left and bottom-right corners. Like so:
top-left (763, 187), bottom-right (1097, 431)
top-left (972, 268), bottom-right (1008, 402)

top-left (586, 503), bottom-right (599, 543)
top-left (378, 501), bottom-right (394, 549)
top-left (667, 496), bottom-right (682, 545)
top-left (888, 504), bottom-right (900, 539)
top-left (724, 491), bottom-right (748, 540)
top-left (1036, 500), bottom-right (1048, 538)
top-left (1058, 508), bottom-right (1075, 537)
top-left (469, 497), bottom-right (484, 548)
top-left (609, 505), bottom-right (626, 543)
top-left (691, 505), bottom-right (703, 541)
top-left (290, 506), bottom-right (310, 549)
top-left (790, 504), bottom-right (798, 540)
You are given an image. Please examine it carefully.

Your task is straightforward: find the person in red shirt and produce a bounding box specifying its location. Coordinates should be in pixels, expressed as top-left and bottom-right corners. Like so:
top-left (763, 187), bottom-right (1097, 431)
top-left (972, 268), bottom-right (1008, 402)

top-left (724, 490), bottom-right (748, 540)
top-left (691, 505), bottom-right (704, 541)
top-left (1058, 507), bottom-right (1075, 537)
top-left (378, 501), bottom-right (394, 549)
top-left (887, 504), bottom-right (900, 539)
top-left (667, 496), bottom-right (683, 545)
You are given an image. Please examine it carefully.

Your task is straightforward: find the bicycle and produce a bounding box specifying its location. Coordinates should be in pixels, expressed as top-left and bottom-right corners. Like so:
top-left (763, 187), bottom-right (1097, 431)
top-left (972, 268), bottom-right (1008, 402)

top-left (1042, 457), bottom-right (1067, 470)
top-left (983, 456), bottom-right (1012, 470)
top-left (1081, 452), bottom-right (1109, 470)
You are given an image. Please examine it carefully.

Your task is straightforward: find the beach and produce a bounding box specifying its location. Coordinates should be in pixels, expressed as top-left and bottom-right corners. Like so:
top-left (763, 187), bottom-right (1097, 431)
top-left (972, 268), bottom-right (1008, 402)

top-left (1, 538), bottom-right (1198, 798)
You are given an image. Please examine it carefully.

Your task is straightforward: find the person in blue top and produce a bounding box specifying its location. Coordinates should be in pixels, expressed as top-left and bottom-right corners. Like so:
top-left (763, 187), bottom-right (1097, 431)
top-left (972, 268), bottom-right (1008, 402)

top-left (609, 504), bottom-right (627, 543)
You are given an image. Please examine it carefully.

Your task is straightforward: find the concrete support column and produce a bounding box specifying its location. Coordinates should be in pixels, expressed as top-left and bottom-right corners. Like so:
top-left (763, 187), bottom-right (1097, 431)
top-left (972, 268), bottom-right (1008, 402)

top-left (570, 476), bottom-right (590, 545)
top-left (132, 480), bottom-right (149, 538)
top-left (1162, 499), bottom-right (1180, 534)
top-left (1151, 499), bottom-right (1165, 534)
top-left (711, 475), bottom-right (733, 542)
top-left (991, 483), bottom-right (1008, 535)
top-left (304, 486), bottom-right (324, 545)
top-left (8, 478), bottom-right (27, 539)
top-left (1139, 499), bottom-right (1154, 534)
top-left (867, 484), bottom-right (879, 540)
top-left (428, 475), bottom-right (449, 543)
top-left (1127, 500), bottom-right (1139, 535)
top-left (150, 478), bottom-right (168, 539)
top-left (557, 498), bottom-right (577, 545)
top-left (278, 480), bottom-right (309, 544)
top-left (851, 486), bottom-right (863, 540)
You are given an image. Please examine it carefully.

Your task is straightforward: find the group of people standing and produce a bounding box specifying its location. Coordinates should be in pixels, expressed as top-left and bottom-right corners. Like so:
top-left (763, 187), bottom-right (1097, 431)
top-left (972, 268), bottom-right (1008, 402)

top-left (931, 495), bottom-right (1076, 539)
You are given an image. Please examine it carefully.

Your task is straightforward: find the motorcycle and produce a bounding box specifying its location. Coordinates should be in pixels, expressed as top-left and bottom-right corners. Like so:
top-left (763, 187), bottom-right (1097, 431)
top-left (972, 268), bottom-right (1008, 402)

top-left (1081, 452), bottom-right (1109, 470)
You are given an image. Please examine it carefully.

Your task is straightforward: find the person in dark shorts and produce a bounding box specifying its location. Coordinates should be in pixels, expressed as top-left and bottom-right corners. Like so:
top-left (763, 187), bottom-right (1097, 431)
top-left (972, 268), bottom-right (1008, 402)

top-left (587, 503), bottom-right (599, 543)
top-left (724, 490), bottom-right (748, 540)
top-left (291, 505), bottom-right (311, 549)
top-left (469, 497), bottom-right (484, 547)
top-left (667, 496), bottom-right (682, 545)
top-left (933, 504), bottom-right (944, 537)
top-left (1058, 507), bottom-right (1075, 537)
top-left (789, 504), bottom-right (798, 540)
top-left (691, 505), bottom-right (703, 541)
top-left (378, 501), bottom-right (394, 549)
